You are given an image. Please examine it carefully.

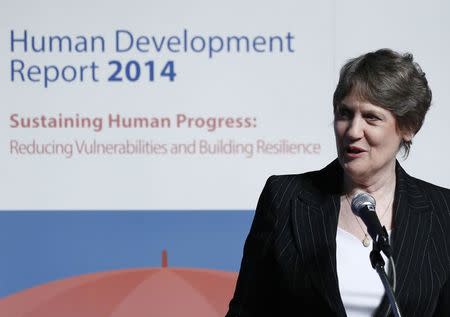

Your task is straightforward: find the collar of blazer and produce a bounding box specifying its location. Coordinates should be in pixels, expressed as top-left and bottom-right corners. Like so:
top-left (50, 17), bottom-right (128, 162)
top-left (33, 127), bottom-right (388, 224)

top-left (296, 158), bottom-right (432, 213)
top-left (292, 158), bottom-right (433, 317)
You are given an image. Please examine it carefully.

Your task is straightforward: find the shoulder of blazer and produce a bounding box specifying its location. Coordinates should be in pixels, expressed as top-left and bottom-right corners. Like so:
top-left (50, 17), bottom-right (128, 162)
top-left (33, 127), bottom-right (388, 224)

top-left (399, 165), bottom-right (450, 216)
top-left (397, 164), bottom-right (450, 260)
top-left (262, 159), bottom-right (343, 213)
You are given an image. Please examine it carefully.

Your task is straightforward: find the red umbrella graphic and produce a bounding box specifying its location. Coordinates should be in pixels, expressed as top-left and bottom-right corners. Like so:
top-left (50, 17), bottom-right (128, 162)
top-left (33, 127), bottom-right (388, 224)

top-left (0, 250), bottom-right (237, 317)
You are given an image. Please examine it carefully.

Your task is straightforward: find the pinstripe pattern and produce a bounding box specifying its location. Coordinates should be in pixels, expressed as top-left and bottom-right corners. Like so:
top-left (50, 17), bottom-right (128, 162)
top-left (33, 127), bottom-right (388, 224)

top-left (226, 159), bottom-right (450, 317)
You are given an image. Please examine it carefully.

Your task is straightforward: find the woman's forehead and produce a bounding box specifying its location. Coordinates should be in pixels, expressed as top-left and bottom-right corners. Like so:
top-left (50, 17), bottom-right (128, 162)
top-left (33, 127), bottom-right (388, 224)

top-left (340, 94), bottom-right (391, 114)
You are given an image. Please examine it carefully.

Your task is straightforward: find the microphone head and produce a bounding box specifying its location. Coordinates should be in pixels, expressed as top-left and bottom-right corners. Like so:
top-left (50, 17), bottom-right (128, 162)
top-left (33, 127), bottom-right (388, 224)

top-left (351, 192), bottom-right (376, 216)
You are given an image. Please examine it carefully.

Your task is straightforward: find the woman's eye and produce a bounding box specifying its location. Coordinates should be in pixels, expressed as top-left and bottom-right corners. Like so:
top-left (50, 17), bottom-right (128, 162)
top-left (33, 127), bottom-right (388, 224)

top-left (365, 114), bottom-right (381, 121)
top-left (336, 108), bottom-right (351, 118)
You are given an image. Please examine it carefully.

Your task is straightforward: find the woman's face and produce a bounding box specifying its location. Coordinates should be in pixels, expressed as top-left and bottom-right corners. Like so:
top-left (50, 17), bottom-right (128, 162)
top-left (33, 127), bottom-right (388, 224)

top-left (334, 92), bottom-right (408, 182)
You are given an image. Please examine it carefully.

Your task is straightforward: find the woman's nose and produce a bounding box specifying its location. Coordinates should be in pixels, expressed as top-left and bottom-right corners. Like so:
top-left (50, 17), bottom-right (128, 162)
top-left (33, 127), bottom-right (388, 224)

top-left (346, 117), bottom-right (364, 139)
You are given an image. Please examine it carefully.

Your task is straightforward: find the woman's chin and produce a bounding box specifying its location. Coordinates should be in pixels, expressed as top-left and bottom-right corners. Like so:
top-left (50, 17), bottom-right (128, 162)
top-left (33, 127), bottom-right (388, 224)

top-left (340, 159), bottom-right (370, 180)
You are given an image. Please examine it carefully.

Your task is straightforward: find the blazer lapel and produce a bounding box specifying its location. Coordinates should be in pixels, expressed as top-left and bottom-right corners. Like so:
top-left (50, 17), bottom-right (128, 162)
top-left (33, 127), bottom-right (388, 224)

top-left (291, 160), bottom-right (347, 316)
top-left (374, 163), bottom-right (433, 317)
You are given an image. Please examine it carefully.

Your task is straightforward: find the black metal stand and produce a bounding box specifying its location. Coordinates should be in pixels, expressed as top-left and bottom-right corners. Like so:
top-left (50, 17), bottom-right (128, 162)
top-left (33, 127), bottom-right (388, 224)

top-left (370, 229), bottom-right (402, 317)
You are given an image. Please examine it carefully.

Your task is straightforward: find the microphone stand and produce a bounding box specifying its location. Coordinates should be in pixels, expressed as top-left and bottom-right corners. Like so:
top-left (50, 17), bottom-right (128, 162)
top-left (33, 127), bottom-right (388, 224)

top-left (370, 227), bottom-right (402, 317)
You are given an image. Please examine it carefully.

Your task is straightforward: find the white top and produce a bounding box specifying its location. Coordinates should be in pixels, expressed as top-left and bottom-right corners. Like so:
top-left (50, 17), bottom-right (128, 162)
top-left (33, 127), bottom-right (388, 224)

top-left (336, 228), bottom-right (390, 317)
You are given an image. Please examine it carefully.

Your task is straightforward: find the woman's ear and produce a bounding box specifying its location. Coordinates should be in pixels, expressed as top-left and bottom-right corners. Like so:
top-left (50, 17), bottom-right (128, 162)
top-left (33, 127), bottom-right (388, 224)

top-left (402, 132), bottom-right (414, 142)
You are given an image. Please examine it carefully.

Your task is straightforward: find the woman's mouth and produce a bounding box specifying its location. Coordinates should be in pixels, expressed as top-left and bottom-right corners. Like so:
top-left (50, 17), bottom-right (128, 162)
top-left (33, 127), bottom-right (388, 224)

top-left (344, 145), bottom-right (366, 158)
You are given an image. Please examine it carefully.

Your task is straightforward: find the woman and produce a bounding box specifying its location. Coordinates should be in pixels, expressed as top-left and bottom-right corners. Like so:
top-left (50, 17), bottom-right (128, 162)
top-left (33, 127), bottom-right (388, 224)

top-left (225, 49), bottom-right (449, 317)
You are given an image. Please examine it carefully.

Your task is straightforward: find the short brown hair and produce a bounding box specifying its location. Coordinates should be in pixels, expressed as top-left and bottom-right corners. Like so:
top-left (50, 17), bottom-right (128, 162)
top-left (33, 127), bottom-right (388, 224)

top-left (333, 48), bottom-right (432, 157)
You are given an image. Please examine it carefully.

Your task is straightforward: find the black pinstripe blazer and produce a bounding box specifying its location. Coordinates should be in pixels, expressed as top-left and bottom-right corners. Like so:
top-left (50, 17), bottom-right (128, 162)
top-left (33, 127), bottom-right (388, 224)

top-left (226, 159), bottom-right (450, 317)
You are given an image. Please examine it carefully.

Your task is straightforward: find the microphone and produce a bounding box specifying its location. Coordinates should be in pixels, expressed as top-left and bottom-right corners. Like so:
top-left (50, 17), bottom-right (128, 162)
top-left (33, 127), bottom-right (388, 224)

top-left (351, 192), bottom-right (392, 257)
top-left (351, 193), bottom-right (401, 317)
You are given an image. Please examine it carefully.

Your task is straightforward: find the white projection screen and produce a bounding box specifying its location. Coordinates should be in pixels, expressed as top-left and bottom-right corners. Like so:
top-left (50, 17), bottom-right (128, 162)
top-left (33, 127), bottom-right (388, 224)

top-left (1, 0), bottom-right (449, 210)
